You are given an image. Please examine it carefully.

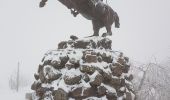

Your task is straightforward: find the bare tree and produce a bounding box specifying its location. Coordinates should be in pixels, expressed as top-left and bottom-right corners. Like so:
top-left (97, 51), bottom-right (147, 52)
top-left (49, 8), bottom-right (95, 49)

top-left (135, 62), bottom-right (170, 100)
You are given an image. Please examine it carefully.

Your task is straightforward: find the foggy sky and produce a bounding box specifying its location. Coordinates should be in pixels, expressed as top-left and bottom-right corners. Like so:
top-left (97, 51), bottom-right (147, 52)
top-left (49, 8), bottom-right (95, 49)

top-left (0, 0), bottom-right (170, 89)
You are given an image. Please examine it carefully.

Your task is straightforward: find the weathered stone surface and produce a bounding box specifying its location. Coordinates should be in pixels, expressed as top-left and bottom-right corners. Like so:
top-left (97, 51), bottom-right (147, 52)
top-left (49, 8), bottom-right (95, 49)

top-left (110, 78), bottom-right (125, 89)
top-left (95, 67), bottom-right (104, 75)
top-left (43, 59), bottom-right (52, 66)
top-left (53, 88), bottom-right (68, 100)
top-left (102, 71), bottom-right (112, 81)
top-left (85, 54), bottom-right (97, 63)
top-left (70, 87), bottom-right (96, 99)
top-left (39, 69), bottom-right (46, 83)
top-left (44, 66), bottom-right (62, 83)
top-left (31, 36), bottom-right (135, 100)
top-left (125, 81), bottom-right (134, 92)
top-left (70, 35), bottom-right (78, 41)
top-left (80, 64), bottom-right (95, 75)
top-left (126, 92), bottom-right (132, 100)
top-left (64, 75), bottom-right (82, 85)
top-left (69, 87), bottom-right (82, 98)
top-left (31, 81), bottom-right (41, 90)
top-left (72, 39), bottom-right (97, 49)
top-left (58, 37), bottom-right (112, 49)
top-left (47, 73), bottom-right (62, 83)
top-left (74, 40), bottom-right (90, 49)
top-left (58, 41), bottom-right (67, 49)
top-left (36, 87), bottom-right (54, 99)
top-left (110, 78), bottom-right (121, 87)
top-left (51, 60), bottom-right (62, 69)
top-left (95, 66), bottom-right (112, 82)
top-left (117, 87), bottom-right (126, 96)
top-left (97, 86), bottom-right (107, 97)
top-left (123, 64), bottom-right (130, 73)
top-left (65, 63), bottom-right (74, 70)
top-left (106, 92), bottom-right (117, 100)
top-left (101, 54), bottom-right (113, 63)
top-left (82, 73), bottom-right (90, 82)
top-left (34, 73), bottom-right (39, 80)
top-left (90, 74), bottom-right (103, 87)
top-left (38, 64), bottom-right (43, 73)
top-left (116, 54), bottom-right (130, 73)
top-left (82, 87), bottom-right (97, 97)
top-left (97, 56), bottom-right (103, 62)
top-left (112, 65), bottom-right (123, 77)
top-left (51, 56), bottom-right (69, 69)
top-left (97, 38), bottom-right (112, 49)
top-left (69, 58), bottom-right (80, 68)
top-left (96, 52), bottom-right (113, 63)
top-left (125, 74), bottom-right (133, 81)
top-left (91, 51), bottom-right (97, 55)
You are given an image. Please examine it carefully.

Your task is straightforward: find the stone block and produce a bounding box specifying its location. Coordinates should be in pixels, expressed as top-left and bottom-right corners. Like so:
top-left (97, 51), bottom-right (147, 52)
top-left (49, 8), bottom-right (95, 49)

top-left (85, 54), bottom-right (97, 63)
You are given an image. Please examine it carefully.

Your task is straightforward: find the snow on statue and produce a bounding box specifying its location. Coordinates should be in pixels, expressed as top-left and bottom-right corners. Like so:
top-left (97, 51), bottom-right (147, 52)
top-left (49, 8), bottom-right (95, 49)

top-left (39, 0), bottom-right (120, 37)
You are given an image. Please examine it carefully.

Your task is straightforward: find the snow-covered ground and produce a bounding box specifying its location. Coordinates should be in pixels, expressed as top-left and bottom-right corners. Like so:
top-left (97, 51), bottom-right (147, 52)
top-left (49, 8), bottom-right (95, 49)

top-left (0, 86), bottom-right (32, 100)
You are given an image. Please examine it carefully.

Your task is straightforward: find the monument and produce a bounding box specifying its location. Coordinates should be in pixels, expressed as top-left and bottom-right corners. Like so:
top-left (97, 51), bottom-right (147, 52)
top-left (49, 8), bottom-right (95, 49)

top-left (27, 0), bottom-right (136, 100)
top-left (39, 0), bottom-right (120, 37)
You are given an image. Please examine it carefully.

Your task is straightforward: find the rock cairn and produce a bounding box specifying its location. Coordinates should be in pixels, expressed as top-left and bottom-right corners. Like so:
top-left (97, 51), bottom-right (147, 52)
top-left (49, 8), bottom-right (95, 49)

top-left (31, 36), bottom-right (135, 100)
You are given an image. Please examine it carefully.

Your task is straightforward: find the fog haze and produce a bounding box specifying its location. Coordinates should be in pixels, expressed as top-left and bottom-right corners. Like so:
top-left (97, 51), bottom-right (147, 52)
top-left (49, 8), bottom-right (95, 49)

top-left (0, 0), bottom-right (170, 89)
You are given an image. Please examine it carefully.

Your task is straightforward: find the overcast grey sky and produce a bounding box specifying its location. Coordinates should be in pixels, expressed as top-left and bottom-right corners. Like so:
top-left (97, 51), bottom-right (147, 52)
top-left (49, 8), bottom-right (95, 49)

top-left (0, 0), bottom-right (170, 89)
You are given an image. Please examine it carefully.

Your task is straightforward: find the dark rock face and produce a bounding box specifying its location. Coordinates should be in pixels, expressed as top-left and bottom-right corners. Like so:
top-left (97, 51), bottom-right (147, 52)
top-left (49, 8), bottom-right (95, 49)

top-left (90, 73), bottom-right (103, 87)
top-left (74, 40), bottom-right (91, 49)
top-left (97, 38), bottom-right (112, 49)
top-left (36, 87), bottom-right (54, 99)
top-left (80, 64), bottom-right (96, 75)
top-left (112, 65), bottom-right (123, 77)
top-left (30, 36), bottom-right (135, 100)
top-left (68, 58), bottom-right (80, 68)
top-left (85, 54), bottom-right (97, 63)
top-left (125, 74), bottom-right (133, 81)
top-left (70, 35), bottom-right (78, 41)
top-left (97, 86), bottom-right (107, 97)
top-left (31, 81), bottom-right (41, 91)
top-left (53, 88), bottom-right (68, 100)
top-left (82, 73), bottom-right (90, 82)
top-left (57, 36), bottom-right (112, 50)
top-left (70, 87), bottom-right (96, 99)
top-left (110, 78), bottom-right (122, 88)
top-left (106, 92), bottom-right (117, 100)
top-left (34, 73), bottom-right (39, 80)
top-left (51, 56), bottom-right (69, 69)
top-left (64, 75), bottom-right (82, 85)
top-left (69, 87), bottom-right (83, 98)
top-left (39, 68), bottom-right (46, 83)
top-left (58, 41), bottom-right (68, 49)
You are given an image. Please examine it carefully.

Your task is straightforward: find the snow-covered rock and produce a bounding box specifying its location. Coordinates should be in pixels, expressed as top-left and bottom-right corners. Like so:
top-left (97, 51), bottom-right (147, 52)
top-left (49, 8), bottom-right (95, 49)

top-left (30, 36), bottom-right (135, 100)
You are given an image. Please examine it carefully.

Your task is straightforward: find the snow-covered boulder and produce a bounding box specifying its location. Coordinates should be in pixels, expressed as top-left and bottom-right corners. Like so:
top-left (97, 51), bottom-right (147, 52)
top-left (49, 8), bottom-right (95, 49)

top-left (58, 36), bottom-right (112, 50)
top-left (30, 36), bottom-right (135, 100)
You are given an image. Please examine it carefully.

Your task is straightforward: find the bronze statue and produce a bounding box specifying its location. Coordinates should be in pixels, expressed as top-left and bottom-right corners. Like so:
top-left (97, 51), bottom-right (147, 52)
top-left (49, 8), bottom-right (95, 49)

top-left (39, 0), bottom-right (120, 37)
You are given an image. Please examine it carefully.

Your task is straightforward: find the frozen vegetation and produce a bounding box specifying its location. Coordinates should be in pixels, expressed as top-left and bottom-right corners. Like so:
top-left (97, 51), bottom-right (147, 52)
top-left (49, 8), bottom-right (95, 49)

top-left (131, 60), bottom-right (170, 100)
